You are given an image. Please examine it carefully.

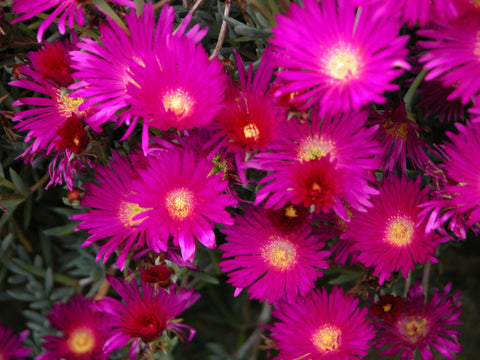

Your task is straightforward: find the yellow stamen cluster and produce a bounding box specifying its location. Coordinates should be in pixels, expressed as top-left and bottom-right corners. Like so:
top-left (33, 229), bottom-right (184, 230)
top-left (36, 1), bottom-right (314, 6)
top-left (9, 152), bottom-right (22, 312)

top-left (261, 236), bottom-right (297, 270)
top-left (119, 201), bottom-right (150, 228)
top-left (163, 89), bottom-right (194, 117)
top-left (312, 325), bottom-right (341, 353)
top-left (323, 43), bottom-right (360, 81)
top-left (386, 217), bottom-right (414, 246)
top-left (243, 123), bottom-right (260, 141)
top-left (298, 136), bottom-right (335, 162)
top-left (166, 188), bottom-right (195, 220)
top-left (67, 328), bottom-right (96, 355)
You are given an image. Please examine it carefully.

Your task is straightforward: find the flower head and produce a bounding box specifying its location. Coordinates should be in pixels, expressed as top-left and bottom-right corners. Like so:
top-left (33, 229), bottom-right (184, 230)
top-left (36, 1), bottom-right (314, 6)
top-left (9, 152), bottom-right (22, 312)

top-left (349, 176), bottom-right (445, 284)
top-left (420, 19), bottom-right (480, 104)
top-left (271, 286), bottom-right (375, 360)
top-left (0, 322), bottom-right (31, 360)
top-left (11, 0), bottom-right (133, 42)
top-left (128, 148), bottom-right (236, 261)
top-left (71, 151), bottom-right (151, 270)
top-left (70, 2), bottom-right (208, 134)
top-left (252, 110), bottom-right (381, 216)
top-left (219, 206), bottom-right (329, 304)
top-left (270, 0), bottom-right (409, 114)
top-left (374, 282), bottom-right (463, 360)
top-left (36, 295), bottom-right (111, 360)
top-left (368, 100), bottom-right (431, 172)
top-left (94, 276), bottom-right (200, 356)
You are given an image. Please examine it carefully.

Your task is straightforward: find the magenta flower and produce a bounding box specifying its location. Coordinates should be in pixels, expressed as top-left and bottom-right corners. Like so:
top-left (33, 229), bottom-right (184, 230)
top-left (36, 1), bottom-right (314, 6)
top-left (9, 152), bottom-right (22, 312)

top-left (367, 100), bottom-right (432, 172)
top-left (252, 109), bottom-right (381, 211)
top-left (420, 19), bottom-right (480, 104)
top-left (71, 151), bottom-right (151, 270)
top-left (271, 286), bottom-right (375, 360)
top-left (70, 2), bottom-right (208, 134)
top-left (215, 49), bottom-right (283, 152)
top-left (374, 281), bottom-right (463, 360)
top-left (36, 295), bottom-right (111, 360)
top-left (422, 122), bottom-right (480, 239)
top-left (128, 148), bottom-right (236, 262)
top-left (125, 35), bottom-right (226, 137)
top-left (94, 275), bottom-right (200, 357)
top-left (352, 0), bottom-right (458, 27)
top-left (348, 176), bottom-right (445, 285)
top-left (219, 206), bottom-right (329, 304)
top-left (11, 0), bottom-right (133, 42)
top-left (0, 322), bottom-right (31, 360)
top-left (270, 0), bottom-right (410, 114)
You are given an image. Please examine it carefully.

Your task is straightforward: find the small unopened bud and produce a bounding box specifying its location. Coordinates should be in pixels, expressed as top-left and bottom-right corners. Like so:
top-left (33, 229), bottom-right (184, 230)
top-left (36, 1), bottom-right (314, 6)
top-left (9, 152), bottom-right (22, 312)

top-left (140, 263), bottom-right (175, 287)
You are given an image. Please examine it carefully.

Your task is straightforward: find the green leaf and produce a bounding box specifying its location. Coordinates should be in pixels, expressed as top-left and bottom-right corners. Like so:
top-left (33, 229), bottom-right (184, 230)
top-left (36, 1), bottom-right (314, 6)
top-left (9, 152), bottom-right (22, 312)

top-left (7, 289), bottom-right (36, 301)
top-left (44, 267), bottom-right (53, 294)
top-left (9, 168), bottom-right (29, 197)
top-left (43, 221), bottom-right (80, 236)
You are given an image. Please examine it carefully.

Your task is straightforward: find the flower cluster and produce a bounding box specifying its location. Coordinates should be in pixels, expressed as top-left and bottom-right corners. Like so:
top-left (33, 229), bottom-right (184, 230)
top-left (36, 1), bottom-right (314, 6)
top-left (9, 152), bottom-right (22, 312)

top-left (5, 0), bottom-right (475, 358)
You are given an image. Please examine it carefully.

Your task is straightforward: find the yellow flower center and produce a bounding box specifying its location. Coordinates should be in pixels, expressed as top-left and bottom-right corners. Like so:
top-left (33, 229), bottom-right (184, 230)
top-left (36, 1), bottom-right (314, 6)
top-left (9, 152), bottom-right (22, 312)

top-left (166, 188), bottom-right (195, 220)
top-left (298, 136), bottom-right (335, 162)
top-left (261, 236), bottom-right (297, 270)
top-left (400, 316), bottom-right (429, 344)
top-left (383, 303), bottom-right (393, 312)
top-left (163, 89), bottom-right (194, 117)
top-left (383, 118), bottom-right (409, 141)
top-left (284, 205), bottom-right (298, 218)
top-left (67, 328), bottom-right (96, 355)
top-left (243, 123), bottom-right (260, 141)
top-left (386, 217), bottom-right (414, 246)
top-left (312, 325), bottom-right (341, 353)
top-left (324, 43), bottom-right (360, 81)
top-left (56, 91), bottom-right (85, 118)
top-left (119, 201), bottom-right (150, 228)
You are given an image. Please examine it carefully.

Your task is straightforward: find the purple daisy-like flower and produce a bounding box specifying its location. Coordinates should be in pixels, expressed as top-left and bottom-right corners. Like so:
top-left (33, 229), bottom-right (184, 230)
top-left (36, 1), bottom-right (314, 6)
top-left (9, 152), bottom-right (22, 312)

top-left (0, 321), bottom-right (32, 360)
top-left (128, 148), bottom-right (236, 262)
top-left (219, 206), bottom-right (329, 304)
top-left (36, 295), bottom-right (111, 360)
top-left (368, 100), bottom-right (432, 172)
top-left (352, 0), bottom-right (458, 27)
top-left (126, 35), bottom-right (226, 137)
top-left (70, 2), bottom-right (208, 133)
top-left (94, 275), bottom-right (200, 357)
top-left (11, 0), bottom-right (133, 42)
top-left (271, 285), bottom-right (375, 360)
top-left (422, 122), bottom-right (480, 238)
top-left (10, 58), bottom-right (91, 157)
top-left (270, 0), bottom-right (410, 114)
top-left (374, 281), bottom-right (463, 360)
top-left (348, 176), bottom-right (445, 285)
top-left (420, 19), bottom-right (480, 104)
top-left (252, 110), bottom-right (381, 217)
top-left (71, 151), bottom-right (152, 270)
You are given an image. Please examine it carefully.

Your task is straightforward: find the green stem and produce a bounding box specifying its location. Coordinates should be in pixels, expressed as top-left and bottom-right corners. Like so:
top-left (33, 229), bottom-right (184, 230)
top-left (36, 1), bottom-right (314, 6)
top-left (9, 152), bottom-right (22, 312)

top-left (91, 0), bottom-right (130, 36)
top-left (404, 69), bottom-right (428, 113)
top-left (134, 0), bottom-right (145, 16)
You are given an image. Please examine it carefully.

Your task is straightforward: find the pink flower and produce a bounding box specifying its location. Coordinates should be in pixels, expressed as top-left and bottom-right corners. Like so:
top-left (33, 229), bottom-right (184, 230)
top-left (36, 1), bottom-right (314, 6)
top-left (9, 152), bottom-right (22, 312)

top-left (36, 295), bottom-right (111, 360)
top-left (219, 206), bottom-right (329, 304)
top-left (270, 0), bottom-right (410, 114)
top-left (94, 276), bottom-right (199, 358)
top-left (0, 322), bottom-right (31, 360)
top-left (128, 148), bottom-right (236, 261)
top-left (374, 281), bottom-right (463, 360)
top-left (349, 176), bottom-right (445, 284)
top-left (271, 286), bottom-right (375, 360)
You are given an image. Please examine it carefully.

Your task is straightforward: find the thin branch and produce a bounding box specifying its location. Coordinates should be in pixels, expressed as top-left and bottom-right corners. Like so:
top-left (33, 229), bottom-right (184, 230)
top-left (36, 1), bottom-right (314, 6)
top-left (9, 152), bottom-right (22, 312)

top-left (209, 0), bottom-right (232, 60)
top-left (154, 0), bottom-right (170, 11)
top-left (235, 301), bottom-right (272, 359)
top-left (189, 0), bottom-right (207, 14)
